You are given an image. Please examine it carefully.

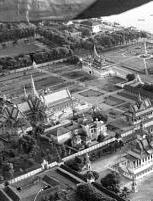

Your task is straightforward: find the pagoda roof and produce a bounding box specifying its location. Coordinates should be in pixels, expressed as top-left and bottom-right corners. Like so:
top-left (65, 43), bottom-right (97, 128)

top-left (129, 135), bottom-right (153, 158)
top-left (17, 89), bottom-right (72, 113)
top-left (129, 97), bottom-right (152, 114)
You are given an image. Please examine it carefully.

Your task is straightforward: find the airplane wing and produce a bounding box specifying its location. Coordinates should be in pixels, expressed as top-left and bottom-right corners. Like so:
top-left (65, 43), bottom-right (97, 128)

top-left (0, 0), bottom-right (152, 22)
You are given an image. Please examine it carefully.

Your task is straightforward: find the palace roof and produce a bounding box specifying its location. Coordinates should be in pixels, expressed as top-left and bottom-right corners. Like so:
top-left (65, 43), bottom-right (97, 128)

top-left (128, 96), bottom-right (152, 115)
top-left (18, 89), bottom-right (72, 114)
top-left (129, 134), bottom-right (153, 159)
top-left (43, 89), bottom-right (71, 106)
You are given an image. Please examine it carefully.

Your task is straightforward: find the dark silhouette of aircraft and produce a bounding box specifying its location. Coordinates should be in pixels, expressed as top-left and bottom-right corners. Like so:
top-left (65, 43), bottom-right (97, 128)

top-left (0, 0), bottom-right (152, 22)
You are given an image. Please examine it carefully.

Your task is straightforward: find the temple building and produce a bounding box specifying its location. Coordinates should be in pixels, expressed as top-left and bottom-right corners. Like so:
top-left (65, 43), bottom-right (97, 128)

top-left (0, 96), bottom-right (31, 136)
top-left (18, 76), bottom-right (73, 125)
top-left (81, 45), bottom-right (113, 77)
top-left (124, 94), bottom-right (153, 126)
top-left (113, 127), bottom-right (153, 181)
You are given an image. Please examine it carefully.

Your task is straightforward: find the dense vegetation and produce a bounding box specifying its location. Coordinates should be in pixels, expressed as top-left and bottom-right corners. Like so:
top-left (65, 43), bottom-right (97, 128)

top-left (0, 46), bottom-right (72, 71)
top-left (0, 27), bottom-right (36, 43)
top-left (76, 183), bottom-right (114, 201)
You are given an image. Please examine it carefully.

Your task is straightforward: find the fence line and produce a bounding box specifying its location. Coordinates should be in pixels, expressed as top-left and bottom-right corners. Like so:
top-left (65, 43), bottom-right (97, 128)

top-left (8, 58), bottom-right (69, 74)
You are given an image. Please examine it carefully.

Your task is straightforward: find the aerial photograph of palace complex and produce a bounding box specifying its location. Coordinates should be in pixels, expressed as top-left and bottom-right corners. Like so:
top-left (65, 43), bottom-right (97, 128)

top-left (1, 0), bottom-right (153, 201)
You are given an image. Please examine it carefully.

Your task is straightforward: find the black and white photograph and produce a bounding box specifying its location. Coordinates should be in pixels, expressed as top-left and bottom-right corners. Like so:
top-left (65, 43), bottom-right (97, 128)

top-left (0, 0), bottom-right (153, 201)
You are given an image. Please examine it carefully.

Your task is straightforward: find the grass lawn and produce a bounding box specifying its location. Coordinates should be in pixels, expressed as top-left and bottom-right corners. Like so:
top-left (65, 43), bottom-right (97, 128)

top-left (62, 70), bottom-right (87, 79)
top-left (120, 57), bottom-right (152, 72)
top-left (0, 41), bottom-right (47, 58)
top-left (78, 74), bottom-right (95, 82)
top-left (34, 75), bottom-right (64, 89)
top-left (87, 77), bottom-right (124, 92)
top-left (102, 43), bottom-right (153, 73)
top-left (79, 89), bottom-right (104, 97)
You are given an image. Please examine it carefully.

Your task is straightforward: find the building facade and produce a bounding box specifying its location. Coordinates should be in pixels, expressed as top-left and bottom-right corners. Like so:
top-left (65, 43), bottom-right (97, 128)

top-left (125, 95), bottom-right (153, 125)
top-left (114, 129), bottom-right (153, 181)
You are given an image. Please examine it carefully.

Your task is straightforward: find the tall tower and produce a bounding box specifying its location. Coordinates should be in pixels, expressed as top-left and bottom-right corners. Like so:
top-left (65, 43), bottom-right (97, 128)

top-left (143, 41), bottom-right (149, 76)
top-left (24, 86), bottom-right (28, 98)
top-left (94, 45), bottom-right (100, 60)
top-left (93, 45), bottom-right (105, 63)
top-left (31, 75), bottom-right (39, 98)
top-left (85, 153), bottom-right (92, 171)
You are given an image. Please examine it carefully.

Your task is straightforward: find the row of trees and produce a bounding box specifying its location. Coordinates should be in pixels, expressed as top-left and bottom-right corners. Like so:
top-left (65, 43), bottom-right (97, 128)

top-left (37, 26), bottom-right (69, 46)
top-left (0, 46), bottom-right (73, 71)
top-left (64, 29), bottom-right (147, 52)
top-left (0, 27), bottom-right (36, 43)
top-left (94, 29), bottom-right (147, 48)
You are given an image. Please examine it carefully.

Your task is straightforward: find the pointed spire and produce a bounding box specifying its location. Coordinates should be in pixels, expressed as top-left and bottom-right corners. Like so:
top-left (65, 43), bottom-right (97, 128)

top-left (32, 60), bottom-right (37, 69)
top-left (93, 45), bottom-right (100, 59)
top-left (93, 44), bottom-right (105, 63)
top-left (136, 74), bottom-right (144, 85)
top-left (3, 94), bottom-right (7, 102)
top-left (31, 75), bottom-right (39, 98)
top-left (66, 88), bottom-right (72, 100)
top-left (144, 41), bottom-right (148, 55)
top-left (24, 86), bottom-right (28, 98)
top-left (143, 58), bottom-right (149, 76)
top-left (138, 93), bottom-right (142, 102)
top-left (86, 153), bottom-right (92, 171)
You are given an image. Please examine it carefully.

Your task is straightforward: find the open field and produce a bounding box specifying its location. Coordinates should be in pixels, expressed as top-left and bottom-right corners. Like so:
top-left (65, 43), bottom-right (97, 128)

top-left (61, 70), bottom-right (95, 82)
top-left (86, 77), bottom-right (124, 92)
top-left (103, 42), bottom-right (153, 73)
top-left (0, 40), bottom-right (48, 58)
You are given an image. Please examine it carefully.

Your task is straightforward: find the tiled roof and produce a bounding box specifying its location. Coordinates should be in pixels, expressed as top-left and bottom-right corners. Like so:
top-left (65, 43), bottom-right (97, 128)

top-left (44, 89), bottom-right (71, 106)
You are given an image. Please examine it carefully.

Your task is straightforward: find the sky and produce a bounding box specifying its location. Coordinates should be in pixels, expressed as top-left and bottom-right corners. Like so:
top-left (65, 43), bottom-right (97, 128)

top-left (103, 1), bottom-right (153, 33)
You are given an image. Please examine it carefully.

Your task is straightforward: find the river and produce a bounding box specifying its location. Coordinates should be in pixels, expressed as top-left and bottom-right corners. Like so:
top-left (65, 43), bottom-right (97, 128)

top-left (103, 1), bottom-right (153, 34)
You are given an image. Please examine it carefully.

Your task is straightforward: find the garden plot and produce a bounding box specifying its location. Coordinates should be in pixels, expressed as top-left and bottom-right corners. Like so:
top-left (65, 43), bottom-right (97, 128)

top-left (79, 89), bottom-right (104, 97)
top-left (116, 102), bottom-right (131, 112)
top-left (103, 96), bottom-right (125, 107)
top-left (117, 91), bottom-right (137, 102)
